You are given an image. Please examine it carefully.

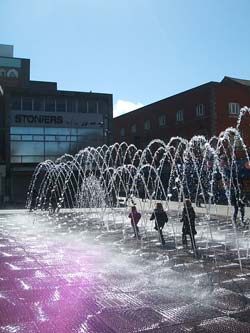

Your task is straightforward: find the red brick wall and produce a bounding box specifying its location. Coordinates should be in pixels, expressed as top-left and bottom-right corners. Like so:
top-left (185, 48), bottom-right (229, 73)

top-left (215, 83), bottom-right (250, 147)
top-left (114, 83), bottom-right (214, 147)
top-left (114, 80), bottom-right (250, 150)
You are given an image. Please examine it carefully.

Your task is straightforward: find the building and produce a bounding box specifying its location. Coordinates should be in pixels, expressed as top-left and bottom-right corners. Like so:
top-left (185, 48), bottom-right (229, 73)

top-left (114, 77), bottom-right (250, 148)
top-left (0, 44), bottom-right (113, 206)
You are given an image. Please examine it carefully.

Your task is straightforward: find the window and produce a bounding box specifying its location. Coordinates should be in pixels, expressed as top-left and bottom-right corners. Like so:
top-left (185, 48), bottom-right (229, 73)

top-left (11, 127), bottom-right (44, 135)
top-left (7, 69), bottom-right (18, 78)
top-left (56, 98), bottom-right (66, 112)
top-left (229, 102), bottom-right (240, 115)
top-left (10, 135), bottom-right (21, 141)
top-left (0, 57), bottom-right (21, 68)
top-left (196, 104), bottom-right (205, 117)
top-left (67, 99), bottom-right (75, 112)
top-left (144, 120), bottom-right (150, 130)
top-left (22, 97), bottom-right (33, 111)
top-left (22, 135), bottom-right (33, 141)
top-left (158, 115), bottom-right (166, 127)
top-left (0, 68), bottom-right (6, 77)
top-left (45, 97), bottom-right (55, 112)
top-left (10, 126), bottom-right (96, 162)
top-left (33, 97), bottom-right (44, 111)
top-left (131, 124), bottom-right (136, 133)
top-left (88, 101), bottom-right (97, 113)
top-left (98, 101), bottom-right (108, 114)
top-left (176, 110), bottom-right (184, 122)
top-left (120, 128), bottom-right (125, 137)
top-left (78, 99), bottom-right (87, 113)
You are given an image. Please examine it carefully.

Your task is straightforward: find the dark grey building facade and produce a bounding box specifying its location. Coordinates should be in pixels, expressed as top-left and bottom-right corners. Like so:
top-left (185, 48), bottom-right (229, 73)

top-left (0, 44), bottom-right (113, 205)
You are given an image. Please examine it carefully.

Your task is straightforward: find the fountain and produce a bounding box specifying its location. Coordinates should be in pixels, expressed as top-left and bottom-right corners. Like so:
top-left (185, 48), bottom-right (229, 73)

top-left (26, 107), bottom-right (250, 270)
top-left (2, 108), bottom-right (250, 332)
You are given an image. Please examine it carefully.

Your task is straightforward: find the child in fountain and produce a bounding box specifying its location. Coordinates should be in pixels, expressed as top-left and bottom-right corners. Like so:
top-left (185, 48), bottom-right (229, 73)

top-left (181, 199), bottom-right (197, 250)
top-left (150, 203), bottom-right (168, 246)
top-left (232, 190), bottom-right (246, 226)
top-left (128, 206), bottom-right (141, 239)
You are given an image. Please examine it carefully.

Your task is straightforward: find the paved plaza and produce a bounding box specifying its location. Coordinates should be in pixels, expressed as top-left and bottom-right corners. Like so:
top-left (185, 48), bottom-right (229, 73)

top-left (1, 206), bottom-right (250, 332)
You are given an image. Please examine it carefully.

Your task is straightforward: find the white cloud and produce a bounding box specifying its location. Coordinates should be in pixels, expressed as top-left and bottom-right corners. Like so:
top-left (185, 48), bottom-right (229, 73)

top-left (113, 99), bottom-right (144, 118)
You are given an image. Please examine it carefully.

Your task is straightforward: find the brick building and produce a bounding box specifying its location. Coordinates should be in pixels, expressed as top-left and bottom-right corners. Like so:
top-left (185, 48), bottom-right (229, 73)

top-left (0, 44), bottom-right (113, 206)
top-left (114, 77), bottom-right (250, 148)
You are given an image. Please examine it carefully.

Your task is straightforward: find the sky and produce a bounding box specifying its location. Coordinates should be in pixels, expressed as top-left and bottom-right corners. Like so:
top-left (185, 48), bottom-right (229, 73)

top-left (1, 0), bottom-right (250, 117)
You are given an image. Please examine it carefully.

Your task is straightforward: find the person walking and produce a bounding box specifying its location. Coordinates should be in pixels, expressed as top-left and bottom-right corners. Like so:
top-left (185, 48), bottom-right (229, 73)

top-left (232, 190), bottom-right (246, 226)
top-left (150, 202), bottom-right (168, 246)
top-left (128, 206), bottom-right (141, 239)
top-left (181, 199), bottom-right (197, 251)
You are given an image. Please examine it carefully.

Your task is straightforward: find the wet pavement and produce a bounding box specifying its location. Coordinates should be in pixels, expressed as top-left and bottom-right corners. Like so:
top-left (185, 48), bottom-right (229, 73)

top-left (1, 210), bottom-right (250, 332)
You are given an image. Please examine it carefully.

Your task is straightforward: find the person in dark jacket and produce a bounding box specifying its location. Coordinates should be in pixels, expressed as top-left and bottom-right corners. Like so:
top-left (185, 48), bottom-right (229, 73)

top-left (49, 189), bottom-right (58, 215)
top-left (181, 199), bottom-right (197, 250)
top-left (128, 206), bottom-right (141, 239)
top-left (150, 202), bottom-right (168, 246)
top-left (232, 190), bottom-right (246, 226)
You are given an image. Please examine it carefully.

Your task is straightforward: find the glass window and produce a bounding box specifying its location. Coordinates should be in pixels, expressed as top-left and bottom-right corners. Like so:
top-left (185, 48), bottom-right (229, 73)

top-left (176, 110), bottom-right (184, 122)
top-left (11, 156), bottom-right (21, 163)
top-left (120, 128), bottom-right (125, 137)
top-left (22, 97), bottom-right (33, 111)
top-left (45, 142), bottom-right (70, 155)
top-left (158, 115), bottom-right (166, 127)
top-left (7, 69), bottom-right (18, 78)
top-left (98, 101), bottom-right (108, 114)
top-left (67, 99), bottom-right (75, 113)
top-left (11, 96), bottom-right (21, 110)
top-left (45, 155), bottom-right (57, 161)
top-left (144, 120), bottom-right (150, 130)
top-left (11, 127), bottom-right (44, 134)
top-left (0, 57), bottom-right (21, 68)
top-left (131, 124), bottom-right (136, 133)
top-left (21, 135), bottom-right (33, 141)
top-left (10, 135), bottom-right (21, 141)
top-left (88, 101), bottom-right (97, 113)
top-left (33, 135), bottom-right (44, 141)
top-left (77, 128), bottom-right (101, 135)
top-left (11, 141), bottom-right (44, 156)
top-left (70, 128), bottom-right (77, 135)
top-left (45, 128), bottom-right (75, 135)
top-left (229, 102), bottom-right (240, 115)
top-left (22, 156), bottom-right (43, 163)
top-left (45, 136), bottom-right (56, 141)
top-left (196, 104), bottom-right (205, 117)
top-left (55, 135), bottom-right (66, 141)
top-left (56, 98), bottom-right (66, 112)
top-left (33, 97), bottom-right (44, 111)
top-left (78, 99), bottom-right (87, 113)
top-left (70, 136), bottom-right (77, 142)
top-left (45, 97), bottom-right (55, 112)
top-left (0, 68), bottom-right (6, 77)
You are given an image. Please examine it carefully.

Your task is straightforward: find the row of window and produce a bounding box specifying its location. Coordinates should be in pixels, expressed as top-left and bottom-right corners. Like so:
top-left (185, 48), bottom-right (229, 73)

top-left (10, 134), bottom-right (101, 143)
top-left (10, 127), bottom-right (101, 135)
top-left (11, 155), bottom-right (63, 163)
top-left (10, 140), bottom-right (102, 163)
top-left (121, 105), bottom-right (204, 136)
top-left (11, 96), bottom-right (108, 114)
top-left (120, 103), bottom-right (241, 136)
top-left (10, 127), bottom-right (102, 143)
top-left (0, 68), bottom-right (18, 78)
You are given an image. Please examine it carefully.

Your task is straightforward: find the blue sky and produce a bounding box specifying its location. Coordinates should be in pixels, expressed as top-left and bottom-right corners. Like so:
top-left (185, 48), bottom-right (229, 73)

top-left (1, 0), bottom-right (250, 117)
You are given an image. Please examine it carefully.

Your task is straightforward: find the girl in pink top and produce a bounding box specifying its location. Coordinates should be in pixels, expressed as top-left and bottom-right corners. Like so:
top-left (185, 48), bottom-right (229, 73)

top-left (128, 206), bottom-right (141, 239)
